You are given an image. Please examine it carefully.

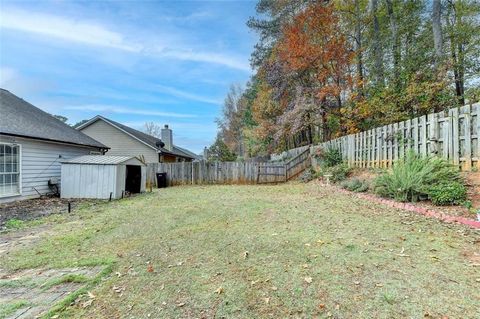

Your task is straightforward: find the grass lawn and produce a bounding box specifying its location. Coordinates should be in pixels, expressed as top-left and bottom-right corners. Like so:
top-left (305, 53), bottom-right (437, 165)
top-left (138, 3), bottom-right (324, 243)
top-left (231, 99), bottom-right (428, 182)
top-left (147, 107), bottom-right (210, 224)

top-left (1, 183), bottom-right (479, 318)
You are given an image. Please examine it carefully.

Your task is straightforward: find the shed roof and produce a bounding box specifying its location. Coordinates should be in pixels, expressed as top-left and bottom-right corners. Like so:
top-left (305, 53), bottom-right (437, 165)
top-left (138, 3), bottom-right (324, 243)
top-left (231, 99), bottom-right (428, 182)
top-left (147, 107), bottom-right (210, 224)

top-left (61, 155), bottom-right (143, 165)
top-left (0, 89), bottom-right (107, 149)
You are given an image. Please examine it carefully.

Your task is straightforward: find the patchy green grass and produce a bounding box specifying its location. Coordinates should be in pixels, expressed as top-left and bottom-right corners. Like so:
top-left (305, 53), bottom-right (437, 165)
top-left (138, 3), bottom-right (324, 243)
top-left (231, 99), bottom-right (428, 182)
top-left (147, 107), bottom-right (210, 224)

top-left (4, 218), bottom-right (25, 230)
top-left (0, 300), bottom-right (29, 318)
top-left (40, 274), bottom-right (89, 291)
top-left (1, 183), bottom-right (479, 318)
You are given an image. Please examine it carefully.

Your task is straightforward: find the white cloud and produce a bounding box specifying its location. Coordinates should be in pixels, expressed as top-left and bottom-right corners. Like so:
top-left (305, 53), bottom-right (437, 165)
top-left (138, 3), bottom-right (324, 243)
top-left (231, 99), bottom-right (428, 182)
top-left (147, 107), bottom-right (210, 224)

top-left (0, 8), bottom-right (251, 72)
top-left (64, 104), bottom-right (196, 118)
top-left (0, 9), bottom-right (140, 52)
top-left (156, 85), bottom-right (222, 105)
top-left (157, 50), bottom-right (250, 72)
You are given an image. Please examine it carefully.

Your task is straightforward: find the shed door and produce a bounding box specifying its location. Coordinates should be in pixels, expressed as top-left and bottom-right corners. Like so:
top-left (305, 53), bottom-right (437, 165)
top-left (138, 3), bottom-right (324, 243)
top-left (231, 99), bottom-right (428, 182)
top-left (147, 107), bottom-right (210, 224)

top-left (125, 165), bottom-right (141, 193)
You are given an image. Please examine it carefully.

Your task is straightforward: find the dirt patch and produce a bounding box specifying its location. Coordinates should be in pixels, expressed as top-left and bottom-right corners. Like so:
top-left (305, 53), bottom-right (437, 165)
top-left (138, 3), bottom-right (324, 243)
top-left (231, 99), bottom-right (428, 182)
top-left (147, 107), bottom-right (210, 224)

top-left (0, 225), bottom-right (52, 260)
top-left (0, 197), bottom-right (101, 230)
top-left (0, 266), bottom-right (104, 319)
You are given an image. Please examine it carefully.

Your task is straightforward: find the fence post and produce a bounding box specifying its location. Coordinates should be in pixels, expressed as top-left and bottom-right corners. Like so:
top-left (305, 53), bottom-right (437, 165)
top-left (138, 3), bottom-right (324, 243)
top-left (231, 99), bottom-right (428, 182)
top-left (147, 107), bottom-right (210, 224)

top-left (450, 108), bottom-right (460, 166)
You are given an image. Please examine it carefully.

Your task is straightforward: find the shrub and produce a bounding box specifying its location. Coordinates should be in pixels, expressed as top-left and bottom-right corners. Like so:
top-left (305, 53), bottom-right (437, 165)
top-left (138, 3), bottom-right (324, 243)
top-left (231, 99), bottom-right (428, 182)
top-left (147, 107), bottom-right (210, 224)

top-left (324, 163), bottom-right (352, 183)
top-left (374, 151), bottom-right (463, 202)
top-left (315, 147), bottom-right (343, 168)
top-left (428, 182), bottom-right (467, 206)
top-left (299, 168), bottom-right (316, 183)
top-left (341, 178), bottom-right (369, 192)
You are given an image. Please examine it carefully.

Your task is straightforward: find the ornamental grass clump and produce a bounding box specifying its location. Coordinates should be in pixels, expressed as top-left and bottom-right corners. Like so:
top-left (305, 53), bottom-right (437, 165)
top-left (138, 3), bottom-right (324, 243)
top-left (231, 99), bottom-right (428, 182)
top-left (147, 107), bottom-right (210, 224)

top-left (374, 151), bottom-right (464, 203)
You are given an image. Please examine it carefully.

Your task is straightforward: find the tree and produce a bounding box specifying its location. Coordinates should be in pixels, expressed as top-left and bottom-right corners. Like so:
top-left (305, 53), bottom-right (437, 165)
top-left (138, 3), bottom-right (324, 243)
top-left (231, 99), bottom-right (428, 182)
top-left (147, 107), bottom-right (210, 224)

top-left (143, 122), bottom-right (162, 138)
top-left (207, 134), bottom-right (237, 162)
top-left (52, 114), bottom-right (68, 123)
top-left (216, 84), bottom-right (246, 156)
top-left (73, 119), bottom-right (89, 128)
top-left (432, 0), bottom-right (444, 64)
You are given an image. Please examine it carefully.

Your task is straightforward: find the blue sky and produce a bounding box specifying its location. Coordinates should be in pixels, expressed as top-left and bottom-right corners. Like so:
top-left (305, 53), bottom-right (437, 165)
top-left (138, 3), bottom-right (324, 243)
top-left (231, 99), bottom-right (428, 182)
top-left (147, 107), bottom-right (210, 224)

top-left (0, 0), bottom-right (257, 154)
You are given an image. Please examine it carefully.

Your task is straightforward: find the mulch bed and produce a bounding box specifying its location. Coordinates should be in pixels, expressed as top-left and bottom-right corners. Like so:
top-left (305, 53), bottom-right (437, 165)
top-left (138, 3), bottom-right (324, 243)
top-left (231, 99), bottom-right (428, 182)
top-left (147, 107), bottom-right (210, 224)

top-left (0, 197), bottom-right (88, 229)
top-left (337, 187), bottom-right (480, 229)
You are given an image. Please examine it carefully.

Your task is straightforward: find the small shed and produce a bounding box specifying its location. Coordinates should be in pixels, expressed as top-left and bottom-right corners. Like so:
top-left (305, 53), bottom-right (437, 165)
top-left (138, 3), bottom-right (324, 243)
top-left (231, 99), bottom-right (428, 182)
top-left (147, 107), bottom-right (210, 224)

top-left (60, 155), bottom-right (146, 199)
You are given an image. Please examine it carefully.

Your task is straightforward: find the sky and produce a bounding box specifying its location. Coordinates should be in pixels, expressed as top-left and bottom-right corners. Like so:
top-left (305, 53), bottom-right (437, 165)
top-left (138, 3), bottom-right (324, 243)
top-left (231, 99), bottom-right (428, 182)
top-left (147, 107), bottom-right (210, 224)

top-left (0, 0), bottom-right (258, 154)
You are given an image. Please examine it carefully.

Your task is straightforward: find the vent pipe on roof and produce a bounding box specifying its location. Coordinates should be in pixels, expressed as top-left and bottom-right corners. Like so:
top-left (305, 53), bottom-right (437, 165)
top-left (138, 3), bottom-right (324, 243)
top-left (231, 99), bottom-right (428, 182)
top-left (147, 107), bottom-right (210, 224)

top-left (161, 124), bottom-right (173, 151)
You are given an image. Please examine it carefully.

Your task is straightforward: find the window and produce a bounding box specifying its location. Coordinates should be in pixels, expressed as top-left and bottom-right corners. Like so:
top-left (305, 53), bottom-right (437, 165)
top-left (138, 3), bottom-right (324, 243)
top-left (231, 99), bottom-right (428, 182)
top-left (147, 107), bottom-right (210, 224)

top-left (0, 143), bottom-right (21, 197)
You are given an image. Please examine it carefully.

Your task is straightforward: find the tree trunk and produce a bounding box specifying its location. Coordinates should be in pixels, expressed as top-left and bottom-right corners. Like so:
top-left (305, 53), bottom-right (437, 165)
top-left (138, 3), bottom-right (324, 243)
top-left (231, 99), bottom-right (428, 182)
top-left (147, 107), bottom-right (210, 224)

top-left (386, 0), bottom-right (400, 88)
top-left (447, 1), bottom-right (465, 105)
top-left (432, 0), bottom-right (444, 64)
top-left (355, 0), bottom-right (364, 97)
top-left (370, 0), bottom-right (385, 87)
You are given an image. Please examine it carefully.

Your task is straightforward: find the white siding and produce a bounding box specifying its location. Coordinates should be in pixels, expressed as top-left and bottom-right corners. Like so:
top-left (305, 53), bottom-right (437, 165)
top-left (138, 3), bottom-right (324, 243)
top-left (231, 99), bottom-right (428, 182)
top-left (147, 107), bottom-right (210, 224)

top-left (0, 136), bottom-right (97, 203)
top-left (61, 164), bottom-right (118, 199)
top-left (80, 120), bottom-right (158, 163)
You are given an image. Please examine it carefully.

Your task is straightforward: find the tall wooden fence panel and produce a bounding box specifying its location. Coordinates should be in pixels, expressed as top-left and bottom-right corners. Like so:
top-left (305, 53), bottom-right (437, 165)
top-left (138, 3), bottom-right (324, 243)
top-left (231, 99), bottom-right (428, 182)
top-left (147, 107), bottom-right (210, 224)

top-left (147, 161), bottom-right (288, 186)
top-left (311, 103), bottom-right (480, 170)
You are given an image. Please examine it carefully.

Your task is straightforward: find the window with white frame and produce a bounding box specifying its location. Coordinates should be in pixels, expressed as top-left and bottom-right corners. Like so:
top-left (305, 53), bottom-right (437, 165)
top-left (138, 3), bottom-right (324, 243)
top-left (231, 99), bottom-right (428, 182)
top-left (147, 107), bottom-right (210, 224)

top-left (0, 143), bottom-right (21, 197)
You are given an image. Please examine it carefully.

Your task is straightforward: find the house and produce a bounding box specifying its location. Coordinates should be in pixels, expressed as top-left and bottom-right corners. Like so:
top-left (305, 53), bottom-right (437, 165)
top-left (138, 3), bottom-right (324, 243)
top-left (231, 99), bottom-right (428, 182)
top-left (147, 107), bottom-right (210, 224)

top-left (77, 115), bottom-right (198, 163)
top-left (0, 89), bottom-right (108, 202)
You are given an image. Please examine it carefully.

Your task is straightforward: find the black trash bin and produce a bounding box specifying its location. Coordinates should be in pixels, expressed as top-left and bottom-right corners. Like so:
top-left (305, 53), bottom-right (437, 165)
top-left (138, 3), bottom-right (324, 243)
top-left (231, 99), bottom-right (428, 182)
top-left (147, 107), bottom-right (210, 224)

top-left (156, 173), bottom-right (167, 188)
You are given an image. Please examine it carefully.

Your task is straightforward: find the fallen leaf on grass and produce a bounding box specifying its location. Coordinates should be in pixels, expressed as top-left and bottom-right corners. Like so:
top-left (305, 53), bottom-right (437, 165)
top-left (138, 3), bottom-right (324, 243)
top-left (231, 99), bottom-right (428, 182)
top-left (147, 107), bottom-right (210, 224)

top-left (302, 264), bottom-right (309, 269)
top-left (215, 287), bottom-right (224, 294)
top-left (176, 302), bottom-right (186, 307)
top-left (87, 291), bottom-right (96, 299)
top-left (304, 277), bottom-right (313, 284)
top-left (82, 299), bottom-right (94, 308)
top-left (113, 286), bottom-right (126, 293)
top-left (271, 286), bottom-right (278, 291)
top-left (318, 304), bottom-right (325, 310)
top-left (353, 281), bottom-right (360, 285)
top-left (147, 264), bottom-right (154, 273)
top-left (375, 283), bottom-right (383, 288)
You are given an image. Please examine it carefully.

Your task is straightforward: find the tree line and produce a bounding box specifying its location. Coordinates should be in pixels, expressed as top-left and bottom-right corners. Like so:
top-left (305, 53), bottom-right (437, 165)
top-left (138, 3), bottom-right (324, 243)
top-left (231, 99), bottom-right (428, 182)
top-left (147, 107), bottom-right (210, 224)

top-left (215, 0), bottom-right (480, 160)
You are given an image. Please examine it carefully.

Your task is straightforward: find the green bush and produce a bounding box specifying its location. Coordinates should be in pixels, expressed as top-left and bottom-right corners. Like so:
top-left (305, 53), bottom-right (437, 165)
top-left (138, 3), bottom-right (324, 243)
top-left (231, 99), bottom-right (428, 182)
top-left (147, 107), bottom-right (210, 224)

top-left (428, 182), bottom-right (467, 206)
top-left (324, 163), bottom-right (352, 183)
top-left (315, 147), bottom-right (343, 168)
top-left (374, 151), bottom-right (463, 202)
top-left (341, 178), bottom-right (369, 192)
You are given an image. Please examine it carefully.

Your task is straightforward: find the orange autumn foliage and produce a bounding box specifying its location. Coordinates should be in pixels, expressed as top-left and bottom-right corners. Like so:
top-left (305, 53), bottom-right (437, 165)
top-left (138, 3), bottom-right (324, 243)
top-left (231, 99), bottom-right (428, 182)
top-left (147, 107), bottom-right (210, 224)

top-left (277, 2), bottom-right (353, 104)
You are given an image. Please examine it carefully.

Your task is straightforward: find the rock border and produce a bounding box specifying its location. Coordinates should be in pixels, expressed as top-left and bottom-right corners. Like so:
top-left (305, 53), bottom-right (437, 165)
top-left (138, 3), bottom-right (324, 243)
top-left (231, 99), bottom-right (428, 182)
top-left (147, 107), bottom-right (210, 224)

top-left (337, 188), bottom-right (480, 229)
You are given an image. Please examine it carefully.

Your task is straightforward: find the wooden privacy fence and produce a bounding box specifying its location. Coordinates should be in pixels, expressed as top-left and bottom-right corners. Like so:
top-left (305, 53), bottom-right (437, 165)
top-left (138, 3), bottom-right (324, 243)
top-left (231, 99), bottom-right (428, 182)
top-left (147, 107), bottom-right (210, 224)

top-left (312, 103), bottom-right (480, 170)
top-left (147, 150), bottom-right (312, 186)
top-left (285, 148), bottom-right (311, 179)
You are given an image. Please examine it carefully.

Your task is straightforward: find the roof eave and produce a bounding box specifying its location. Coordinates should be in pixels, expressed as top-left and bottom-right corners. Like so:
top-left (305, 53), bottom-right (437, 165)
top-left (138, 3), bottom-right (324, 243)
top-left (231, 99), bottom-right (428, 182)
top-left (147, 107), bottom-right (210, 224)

top-left (0, 132), bottom-right (109, 150)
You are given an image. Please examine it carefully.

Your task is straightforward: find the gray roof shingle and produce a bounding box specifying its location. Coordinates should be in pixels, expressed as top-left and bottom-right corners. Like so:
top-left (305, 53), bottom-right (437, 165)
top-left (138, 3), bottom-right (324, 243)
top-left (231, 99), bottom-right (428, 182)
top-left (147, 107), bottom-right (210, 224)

top-left (0, 89), bottom-right (107, 149)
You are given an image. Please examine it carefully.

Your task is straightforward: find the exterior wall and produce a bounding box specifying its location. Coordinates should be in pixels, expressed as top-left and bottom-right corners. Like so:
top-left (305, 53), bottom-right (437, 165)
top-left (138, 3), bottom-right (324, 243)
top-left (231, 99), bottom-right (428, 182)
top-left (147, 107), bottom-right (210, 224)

top-left (80, 120), bottom-right (158, 163)
top-left (61, 164), bottom-right (119, 199)
top-left (161, 154), bottom-right (178, 163)
top-left (0, 135), bottom-right (98, 203)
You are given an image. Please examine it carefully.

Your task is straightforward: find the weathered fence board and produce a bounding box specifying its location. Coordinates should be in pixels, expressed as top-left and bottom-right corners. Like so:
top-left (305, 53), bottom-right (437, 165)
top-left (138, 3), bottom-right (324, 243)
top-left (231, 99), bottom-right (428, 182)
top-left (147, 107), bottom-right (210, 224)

top-left (311, 102), bottom-right (480, 170)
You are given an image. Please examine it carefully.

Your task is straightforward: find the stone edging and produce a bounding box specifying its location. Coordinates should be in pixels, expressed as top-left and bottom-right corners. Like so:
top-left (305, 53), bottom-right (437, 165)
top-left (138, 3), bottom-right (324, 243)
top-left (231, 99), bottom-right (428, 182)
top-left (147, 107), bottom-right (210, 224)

top-left (336, 188), bottom-right (480, 229)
